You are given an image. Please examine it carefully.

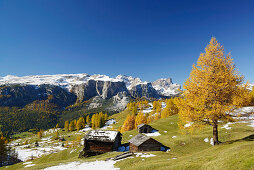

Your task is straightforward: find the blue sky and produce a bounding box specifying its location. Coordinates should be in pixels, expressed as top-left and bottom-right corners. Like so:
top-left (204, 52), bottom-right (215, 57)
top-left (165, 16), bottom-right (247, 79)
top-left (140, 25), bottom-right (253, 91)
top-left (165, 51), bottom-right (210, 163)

top-left (0, 0), bottom-right (253, 85)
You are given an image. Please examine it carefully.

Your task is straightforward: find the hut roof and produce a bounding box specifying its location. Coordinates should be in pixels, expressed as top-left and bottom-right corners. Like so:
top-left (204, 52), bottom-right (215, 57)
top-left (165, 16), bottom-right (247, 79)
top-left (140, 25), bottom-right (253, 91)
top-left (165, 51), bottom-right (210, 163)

top-left (85, 130), bottom-right (120, 143)
top-left (128, 134), bottom-right (151, 146)
top-left (137, 123), bottom-right (151, 129)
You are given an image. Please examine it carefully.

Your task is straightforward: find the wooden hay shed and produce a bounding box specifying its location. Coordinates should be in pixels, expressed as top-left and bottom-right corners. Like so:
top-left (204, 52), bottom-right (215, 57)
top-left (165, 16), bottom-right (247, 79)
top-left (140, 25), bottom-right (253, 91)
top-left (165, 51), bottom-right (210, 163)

top-left (83, 130), bottom-right (122, 154)
top-left (137, 123), bottom-right (155, 133)
top-left (128, 134), bottom-right (164, 152)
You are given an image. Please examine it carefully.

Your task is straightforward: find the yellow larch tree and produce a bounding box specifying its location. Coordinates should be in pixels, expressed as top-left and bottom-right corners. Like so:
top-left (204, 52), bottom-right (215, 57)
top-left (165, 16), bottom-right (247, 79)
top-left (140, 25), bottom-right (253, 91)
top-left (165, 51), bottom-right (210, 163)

top-left (135, 111), bottom-right (147, 128)
top-left (120, 114), bottom-right (136, 133)
top-left (177, 37), bottom-right (247, 145)
top-left (86, 115), bottom-right (90, 126)
top-left (64, 120), bottom-right (69, 131)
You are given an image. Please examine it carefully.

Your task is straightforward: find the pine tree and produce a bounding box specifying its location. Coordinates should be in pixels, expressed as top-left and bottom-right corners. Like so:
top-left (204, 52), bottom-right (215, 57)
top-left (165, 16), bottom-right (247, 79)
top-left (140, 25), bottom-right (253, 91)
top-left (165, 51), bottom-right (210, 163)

top-left (177, 37), bottom-right (246, 145)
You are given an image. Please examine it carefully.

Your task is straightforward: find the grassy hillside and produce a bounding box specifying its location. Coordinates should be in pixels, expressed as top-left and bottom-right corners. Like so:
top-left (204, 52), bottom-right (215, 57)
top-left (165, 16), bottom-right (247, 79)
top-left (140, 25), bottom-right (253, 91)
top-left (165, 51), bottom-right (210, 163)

top-left (2, 109), bottom-right (254, 170)
top-left (114, 114), bottom-right (254, 170)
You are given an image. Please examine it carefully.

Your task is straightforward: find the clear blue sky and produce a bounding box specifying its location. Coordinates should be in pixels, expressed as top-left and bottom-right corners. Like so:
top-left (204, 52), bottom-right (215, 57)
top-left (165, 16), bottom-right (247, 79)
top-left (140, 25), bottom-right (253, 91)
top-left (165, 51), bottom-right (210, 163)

top-left (0, 0), bottom-right (253, 85)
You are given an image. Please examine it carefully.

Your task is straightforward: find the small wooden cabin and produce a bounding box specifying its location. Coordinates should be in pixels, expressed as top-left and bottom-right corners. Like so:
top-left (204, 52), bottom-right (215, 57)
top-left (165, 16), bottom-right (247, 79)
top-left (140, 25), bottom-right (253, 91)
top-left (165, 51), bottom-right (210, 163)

top-left (137, 123), bottom-right (155, 133)
top-left (83, 130), bottom-right (122, 155)
top-left (128, 134), bottom-right (163, 152)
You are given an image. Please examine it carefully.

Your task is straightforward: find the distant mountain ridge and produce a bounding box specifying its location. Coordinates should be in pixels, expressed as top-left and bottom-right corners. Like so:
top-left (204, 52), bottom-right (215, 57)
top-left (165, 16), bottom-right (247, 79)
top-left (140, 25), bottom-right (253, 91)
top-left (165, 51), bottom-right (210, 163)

top-left (0, 73), bottom-right (181, 111)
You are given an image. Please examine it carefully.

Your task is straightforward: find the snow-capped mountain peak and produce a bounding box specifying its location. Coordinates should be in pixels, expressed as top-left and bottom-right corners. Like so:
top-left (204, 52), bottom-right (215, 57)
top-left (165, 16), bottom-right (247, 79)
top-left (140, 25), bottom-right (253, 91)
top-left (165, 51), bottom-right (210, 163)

top-left (0, 73), bottom-right (180, 96)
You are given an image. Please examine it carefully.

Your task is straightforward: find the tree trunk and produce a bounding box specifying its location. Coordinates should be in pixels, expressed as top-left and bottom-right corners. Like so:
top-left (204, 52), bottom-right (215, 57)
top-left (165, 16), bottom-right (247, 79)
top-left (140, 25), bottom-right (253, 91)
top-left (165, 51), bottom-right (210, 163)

top-left (213, 124), bottom-right (219, 145)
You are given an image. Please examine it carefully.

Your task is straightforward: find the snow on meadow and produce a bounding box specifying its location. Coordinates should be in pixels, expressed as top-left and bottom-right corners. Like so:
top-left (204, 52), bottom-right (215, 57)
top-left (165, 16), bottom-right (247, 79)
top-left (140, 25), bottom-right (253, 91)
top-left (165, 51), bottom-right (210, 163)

top-left (220, 106), bottom-right (254, 130)
top-left (44, 160), bottom-right (119, 170)
top-left (142, 102), bottom-right (166, 114)
top-left (23, 162), bottom-right (36, 168)
top-left (204, 138), bottom-right (209, 143)
top-left (184, 107), bottom-right (254, 132)
top-left (144, 131), bottom-right (161, 137)
top-left (135, 153), bottom-right (156, 158)
top-left (142, 103), bottom-right (153, 114)
top-left (10, 120), bottom-right (119, 163)
top-left (184, 122), bottom-right (193, 128)
top-left (12, 140), bottom-right (67, 161)
top-left (105, 119), bottom-right (117, 126)
top-left (101, 119), bottom-right (116, 130)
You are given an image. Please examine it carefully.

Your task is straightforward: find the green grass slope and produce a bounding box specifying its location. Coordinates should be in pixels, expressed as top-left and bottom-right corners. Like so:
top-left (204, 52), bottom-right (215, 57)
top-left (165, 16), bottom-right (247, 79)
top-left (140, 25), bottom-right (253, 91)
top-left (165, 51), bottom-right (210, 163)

top-left (2, 110), bottom-right (254, 170)
top-left (113, 113), bottom-right (254, 170)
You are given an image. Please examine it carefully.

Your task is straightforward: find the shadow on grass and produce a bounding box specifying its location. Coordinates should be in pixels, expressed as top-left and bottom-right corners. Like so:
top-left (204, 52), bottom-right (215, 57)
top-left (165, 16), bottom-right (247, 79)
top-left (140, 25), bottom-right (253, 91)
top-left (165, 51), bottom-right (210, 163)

top-left (224, 134), bottom-right (254, 144)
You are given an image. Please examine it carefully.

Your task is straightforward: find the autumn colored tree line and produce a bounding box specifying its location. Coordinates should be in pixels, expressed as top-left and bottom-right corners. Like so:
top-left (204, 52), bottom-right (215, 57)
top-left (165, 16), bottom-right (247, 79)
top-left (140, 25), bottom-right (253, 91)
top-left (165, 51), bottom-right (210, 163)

top-left (64, 112), bottom-right (108, 131)
top-left (121, 99), bottom-right (178, 133)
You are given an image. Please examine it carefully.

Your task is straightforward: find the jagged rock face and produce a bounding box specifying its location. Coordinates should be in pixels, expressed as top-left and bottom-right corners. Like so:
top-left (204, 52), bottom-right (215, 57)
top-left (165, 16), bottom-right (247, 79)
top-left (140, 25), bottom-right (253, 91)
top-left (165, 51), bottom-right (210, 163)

top-left (152, 78), bottom-right (181, 97)
top-left (110, 91), bottom-right (130, 111)
top-left (0, 74), bottom-right (181, 111)
top-left (0, 84), bottom-right (76, 108)
top-left (129, 83), bottom-right (160, 98)
top-left (152, 78), bottom-right (173, 87)
top-left (71, 80), bottom-right (129, 102)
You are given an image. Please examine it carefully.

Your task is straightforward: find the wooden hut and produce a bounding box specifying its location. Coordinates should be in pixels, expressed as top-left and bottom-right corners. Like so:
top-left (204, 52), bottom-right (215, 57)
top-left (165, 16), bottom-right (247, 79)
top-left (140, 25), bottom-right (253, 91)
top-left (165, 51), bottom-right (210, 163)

top-left (83, 130), bottom-right (122, 156)
top-left (128, 134), bottom-right (163, 152)
top-left (137, 123), bottom-right (155, 133)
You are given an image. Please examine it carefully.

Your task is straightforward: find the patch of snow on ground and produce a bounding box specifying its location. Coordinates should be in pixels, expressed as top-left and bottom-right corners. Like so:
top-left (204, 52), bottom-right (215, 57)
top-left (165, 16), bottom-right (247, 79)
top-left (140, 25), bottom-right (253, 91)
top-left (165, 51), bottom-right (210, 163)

top-left (161, 102), bottom-right (166, 109)
top-left (44, 128), bottom-right (61, 135)
top-left (204, 138), bottom-right (209, 143)
top-left (145, 131), bottom-right (161, 137)
top-left (210, 138), bottom-right (214, 146)
top-left (70, 149), bottom-right (76, 154)
top-left (142, 103), bottom-right (153, 114)
top-left (44, 160), bottom-right (119, 170)
top-left (184, 122), bottom-right (193, 128)
top-left (248, 120), bottom-right (254, 127)
top-left (11, 140), bottom-right (67, 161)
top-left (24, 164), bottom-right (35, 168)
top-left (101, 126), bottom-right (113, 130)
top-left (233, 107), bottom-right (254, 116)
top-left (79, 127), bottom-right (91, 132)
top-left (23, 161), bottom-right (33, 165)
top-left (105, 119), bottom-right (116, 126)
top-left (135, 153), bottom-right (156, 158)
top-left (222, 122), bottom-right (233, 130)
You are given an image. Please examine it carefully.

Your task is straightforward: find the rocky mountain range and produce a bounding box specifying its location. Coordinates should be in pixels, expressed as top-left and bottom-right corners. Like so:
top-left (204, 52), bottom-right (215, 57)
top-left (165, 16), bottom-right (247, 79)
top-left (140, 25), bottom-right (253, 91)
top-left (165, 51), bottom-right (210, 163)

top-left (0, 74), bottom-right (180, 111)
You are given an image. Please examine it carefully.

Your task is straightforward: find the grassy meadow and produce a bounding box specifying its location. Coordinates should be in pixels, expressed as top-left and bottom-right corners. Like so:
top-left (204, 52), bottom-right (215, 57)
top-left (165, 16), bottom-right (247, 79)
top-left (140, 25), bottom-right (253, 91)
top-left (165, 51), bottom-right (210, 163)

top-left (2, 109), bottom-right (254, 170)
